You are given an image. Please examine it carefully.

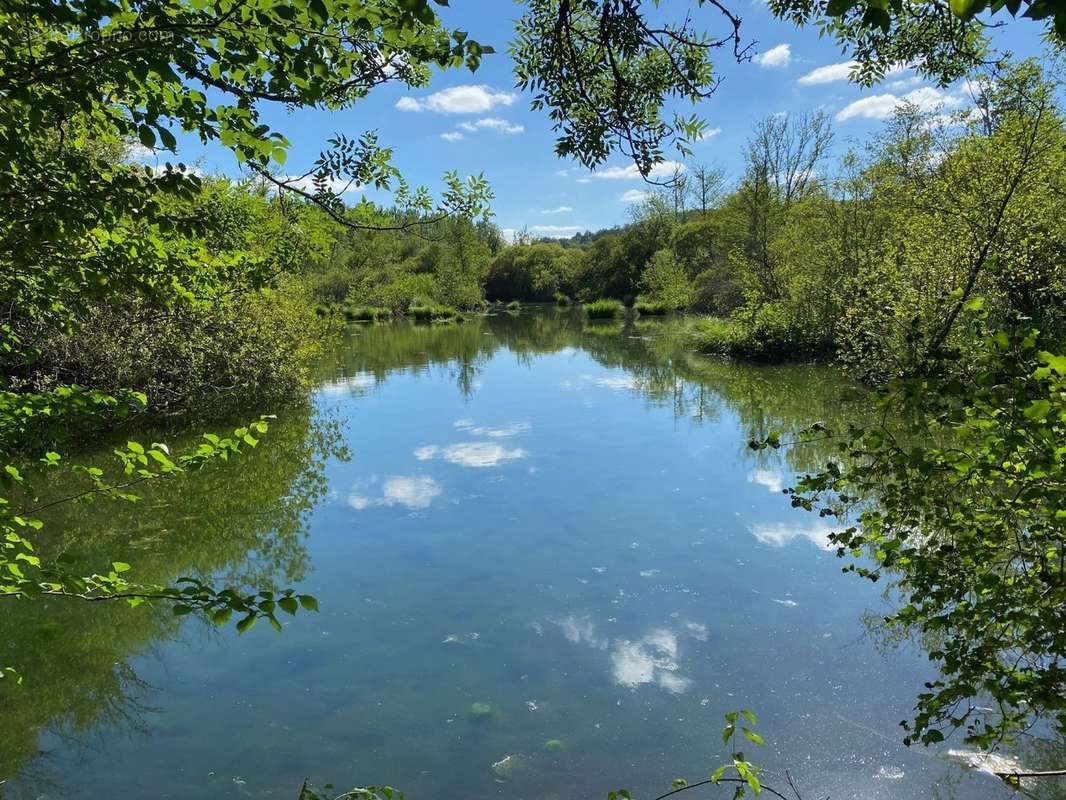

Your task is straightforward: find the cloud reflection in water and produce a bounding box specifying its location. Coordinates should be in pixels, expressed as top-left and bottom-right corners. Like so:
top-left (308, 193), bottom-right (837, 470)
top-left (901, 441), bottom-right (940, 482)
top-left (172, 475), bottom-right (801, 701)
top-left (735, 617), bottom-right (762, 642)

top-left (347, 475), bottom-right (442, 511)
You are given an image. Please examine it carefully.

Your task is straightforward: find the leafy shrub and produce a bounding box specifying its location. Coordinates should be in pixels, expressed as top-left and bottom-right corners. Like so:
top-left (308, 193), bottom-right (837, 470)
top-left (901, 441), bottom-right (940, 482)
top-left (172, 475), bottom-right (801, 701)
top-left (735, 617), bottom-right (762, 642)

top-left (634, 298), bottom-right (669, 315)
top-left (308, 270), bottom-right (353, 306)
top-left (553, 292), bottom-right (571, 307)
top-left (408, 302), bottom-right (459, 322)
top-left (343, 305), bottom-right (390, 322)
top-left (24, 278), bottom-right (328, 419)
top-left (583, 298), bottom-right (624, 319)
top-left (690, 305), bottom-right (831, 362)
top-left (640, 249), bottom-right (693, 309)
top-left (506, 300), bottom-right (522, 311)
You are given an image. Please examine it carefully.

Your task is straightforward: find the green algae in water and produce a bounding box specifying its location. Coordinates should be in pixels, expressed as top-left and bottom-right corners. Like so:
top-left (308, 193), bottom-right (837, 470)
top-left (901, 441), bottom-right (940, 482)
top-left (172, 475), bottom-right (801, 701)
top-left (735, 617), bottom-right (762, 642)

top-left (470, 702), bottom-right (493, 717)
top-left (544, 739), bottom-right (565, 752)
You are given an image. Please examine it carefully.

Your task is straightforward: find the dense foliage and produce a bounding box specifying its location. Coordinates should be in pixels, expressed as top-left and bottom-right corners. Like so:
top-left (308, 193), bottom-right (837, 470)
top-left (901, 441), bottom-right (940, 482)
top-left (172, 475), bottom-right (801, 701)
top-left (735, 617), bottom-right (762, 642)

top-left (488, 59), bottom-right (1066, 379)
top-left (753, 315), bottom-right (1066, 749)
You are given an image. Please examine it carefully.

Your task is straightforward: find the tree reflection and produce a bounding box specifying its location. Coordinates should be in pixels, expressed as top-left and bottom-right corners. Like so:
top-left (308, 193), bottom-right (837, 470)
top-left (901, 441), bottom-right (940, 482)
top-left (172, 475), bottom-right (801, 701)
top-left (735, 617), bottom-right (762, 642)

top-left (0, 409), bottom-right (344, 784)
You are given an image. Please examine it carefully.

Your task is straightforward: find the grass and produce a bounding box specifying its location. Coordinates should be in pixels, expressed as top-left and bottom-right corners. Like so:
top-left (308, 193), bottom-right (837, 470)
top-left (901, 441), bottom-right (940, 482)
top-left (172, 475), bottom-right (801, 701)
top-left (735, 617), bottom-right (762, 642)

top-left (634, 298), bottom-right (669, 316)
top-left (342, 304), bottom-right (390, 322)
top-left (408, 302), bottom-right (459, 322)
top-left (689, 311), bottom-right (832, 362)
top-left (583, 298), bottom-right (624, 319)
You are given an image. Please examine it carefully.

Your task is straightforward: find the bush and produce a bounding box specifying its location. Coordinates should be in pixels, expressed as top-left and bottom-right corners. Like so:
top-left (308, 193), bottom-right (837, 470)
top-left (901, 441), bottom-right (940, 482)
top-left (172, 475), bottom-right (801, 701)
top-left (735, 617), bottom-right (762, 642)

top-left (583, 298), bottom-right (624, 319)
top-left (634, 298), bottom-right (669, 316)
top-left (690, 305), bottom-right (831, 362)
top-left (506, 300), bottom-right (522, 311)
top-left (343, 305), bottom-right (390, 322)
top-left (23, 277), bottom-right (328, 419)
top-left (553, 292), bottom-right (571, 307)
top-left (408, 302), bottom-right (459, 322)
top-left (308, 269), bottom-right (352, 306)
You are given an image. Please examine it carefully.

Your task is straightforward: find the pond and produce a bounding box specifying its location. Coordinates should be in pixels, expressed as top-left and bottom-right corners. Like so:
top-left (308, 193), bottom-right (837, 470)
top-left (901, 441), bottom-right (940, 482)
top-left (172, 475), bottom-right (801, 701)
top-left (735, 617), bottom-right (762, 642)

top-left (0, 309), bottom-right (1042, 800)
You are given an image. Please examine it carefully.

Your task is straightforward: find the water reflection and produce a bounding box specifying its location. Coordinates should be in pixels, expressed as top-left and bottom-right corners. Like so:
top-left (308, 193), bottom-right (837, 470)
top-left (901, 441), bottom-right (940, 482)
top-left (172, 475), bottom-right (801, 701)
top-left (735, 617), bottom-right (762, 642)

top-left (8, 309), bottom-right (1059, 800)
top-left (611, 629), bottom-right (691, 693)
top-left (414, 442), bottom-right (528, 468)
top-left (549, 615), bottom-right (697, 694)
top-left (347, 475), bottom-right (442, 511)
top-left (748, 468), bottom-right (786, 494)
top-left (750, 521), bottom-right (835, 549)
top-left (0, 411), bottom-right (343, 787)
top-left (453, 419), bottom-right (531, 438)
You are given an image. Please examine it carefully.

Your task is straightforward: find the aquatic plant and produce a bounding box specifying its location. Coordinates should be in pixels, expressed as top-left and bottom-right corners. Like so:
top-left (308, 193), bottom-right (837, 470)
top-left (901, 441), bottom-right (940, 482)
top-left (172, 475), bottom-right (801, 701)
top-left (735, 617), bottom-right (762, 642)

top-left (634, 298), bottom-right (669, 316)
top-left (583, 298), bottom-right (624, 319)
top-left (408, 303), bottom-right (459, 322)
top-left (469, 701), bottom-right (493, 717)
top-left (344, 305), bottom-right (390, 322)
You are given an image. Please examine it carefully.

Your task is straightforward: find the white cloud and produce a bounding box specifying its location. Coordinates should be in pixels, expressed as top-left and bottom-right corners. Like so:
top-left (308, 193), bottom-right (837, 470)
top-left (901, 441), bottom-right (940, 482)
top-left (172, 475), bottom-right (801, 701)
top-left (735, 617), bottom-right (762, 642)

top-left (887, 75), bottom-right (923, 91)
top-left (347, 475), bottom-right (441, 511)
top-left (575, 177), bottom-right (591, 184)
top-left (415, 442), bottom-right (528, 468)
top-left (750, 521), bottom-right (835, 549)
top-left (528, 224), bottom-right (585, 237)
top-left (798, 60), bottom-right (858, 85)
top-left (457, 117), bottom-right (524, 134)
top-left (589, 160), bottom-right (685, 180)
top-left (540, 206), bottom-right (573, 214)
top-left (747, 469), bottom-right (785, 494)
top-left (440, 131), bottom-right (464, 142)
top-left (836, 86), bottom-right (962, 121)
top-left (454, 419), bottom-right (531, 438)
top-left (125, 142), bottom-right (156, 162)
top-left (594, 376), bottom-right (638, 389)
top-left (318, 373), bottom-right (377, 395)
top-left (554, 169), bottom-right (571, 177)
top-left (395, 84), bottom-right (518, 114)
top-left (553, 615), bottom-right (608, 649)
top-left (382, 476), bottom-right (441, 509)
top-left (696, 127), bottom-right (722, 140)
top-left (612, 629), bottom-right (692, 693)
top-left (753, 43), bottom-right (791, 68)
top-left (620, 189), bottom-right (651, 203)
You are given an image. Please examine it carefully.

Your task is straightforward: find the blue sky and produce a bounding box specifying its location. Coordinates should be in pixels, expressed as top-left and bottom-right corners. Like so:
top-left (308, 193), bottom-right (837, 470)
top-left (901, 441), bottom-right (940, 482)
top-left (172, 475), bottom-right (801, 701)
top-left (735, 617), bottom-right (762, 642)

top-left (168, 1), bottom-right (1049, 238)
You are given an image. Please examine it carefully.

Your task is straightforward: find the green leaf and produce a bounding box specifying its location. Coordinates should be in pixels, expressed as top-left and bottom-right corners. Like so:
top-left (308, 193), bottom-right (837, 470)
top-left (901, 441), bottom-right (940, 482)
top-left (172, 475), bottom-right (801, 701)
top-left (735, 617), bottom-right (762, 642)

top-left (298, 594), bottom-right (319, 612)
top-left (742, 728), bottom-right (765, 746)
top-left (278, 596), bottom-right (299, 615)
top-left (137, 125), bottom-right (156, 149)
top-left (211, 607), bottom-right (233, 626)
top-left (1024, 399), bottom-right (1051, 421)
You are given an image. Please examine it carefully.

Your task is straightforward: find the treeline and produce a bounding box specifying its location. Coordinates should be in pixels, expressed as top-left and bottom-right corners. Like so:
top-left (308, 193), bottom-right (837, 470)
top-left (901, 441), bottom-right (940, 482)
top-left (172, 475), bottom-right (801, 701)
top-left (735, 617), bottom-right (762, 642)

top-left (10, 58), bottom-right (1063, 429)
top-left (478, 59), bottom-right (1066, 380)
top-left (2, 146), bottom-right (500, 427)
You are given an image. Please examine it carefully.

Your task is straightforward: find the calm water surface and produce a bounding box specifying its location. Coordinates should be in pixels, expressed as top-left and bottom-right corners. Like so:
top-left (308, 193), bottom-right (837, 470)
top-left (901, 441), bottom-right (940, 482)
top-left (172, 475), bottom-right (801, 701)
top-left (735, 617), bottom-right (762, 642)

top-left (1, 310), bottom-right (1044, 799)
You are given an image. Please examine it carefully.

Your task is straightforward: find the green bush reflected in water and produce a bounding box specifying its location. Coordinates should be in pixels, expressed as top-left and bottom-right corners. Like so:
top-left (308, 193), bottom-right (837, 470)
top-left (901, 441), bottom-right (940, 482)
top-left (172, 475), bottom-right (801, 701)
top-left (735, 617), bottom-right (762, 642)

top-left (0, 409), bottom-right (344, 782)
